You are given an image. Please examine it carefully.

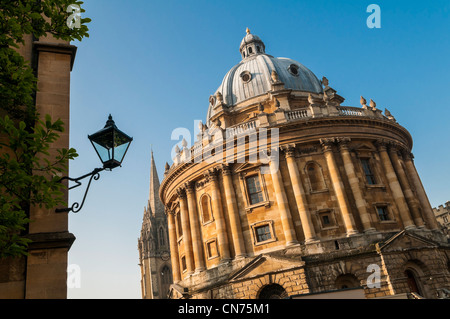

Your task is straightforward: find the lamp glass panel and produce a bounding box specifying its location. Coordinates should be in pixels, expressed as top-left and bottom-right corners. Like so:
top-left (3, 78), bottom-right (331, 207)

top-left (113, 141), bottom-right (130, 163)
top-left (92, 141), bottom-right (112, 163)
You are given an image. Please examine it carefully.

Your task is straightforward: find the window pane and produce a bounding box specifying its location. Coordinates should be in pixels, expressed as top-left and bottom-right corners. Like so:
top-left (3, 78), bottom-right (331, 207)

top-left (246, 176), bottom-right (264, 205)
top-left (377, 206), bottom-right (389, 221)
top-left (255, 225), bottom-right (271, 242)
top-left (361, 159), bottom-right (376, 185)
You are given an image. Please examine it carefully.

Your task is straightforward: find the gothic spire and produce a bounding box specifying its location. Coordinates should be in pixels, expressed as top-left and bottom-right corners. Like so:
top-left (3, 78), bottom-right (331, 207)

top-left (149, 150), bottom-right (164, 217)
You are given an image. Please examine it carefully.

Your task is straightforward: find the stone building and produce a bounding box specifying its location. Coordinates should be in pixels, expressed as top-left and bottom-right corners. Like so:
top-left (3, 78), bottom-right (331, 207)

top-left (159, 29), bottom-right (450, 299)
top-left (0, 34), bottom-right (77, 297)
top-left (138, 152), bottom-right (173, 298)
top-left (433, 202), bottom-right (450, 240)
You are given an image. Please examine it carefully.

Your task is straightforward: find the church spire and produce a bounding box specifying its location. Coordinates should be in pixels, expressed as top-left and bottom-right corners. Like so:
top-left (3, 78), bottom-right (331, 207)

top-left (149, 150), bottom-right (164, 217)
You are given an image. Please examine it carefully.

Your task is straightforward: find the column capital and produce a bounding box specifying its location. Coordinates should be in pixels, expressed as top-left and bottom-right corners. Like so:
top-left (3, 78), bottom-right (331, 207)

top-left (204, 168), bottom-right (219, 182)
top-left (320, 138), bottom-right (336, 152)
top-left (281, 143), bottom-right (297, 158)
top-left (176, 187), bottom-right (187, 199)
top-left (336, 137), bottom-right (351, 150)
top-left (184, 181), bottom-right (196, 194)
top-left (221, 164), bottom-right (233, 176)
top-left (374, 138), bottom-right (389, 151)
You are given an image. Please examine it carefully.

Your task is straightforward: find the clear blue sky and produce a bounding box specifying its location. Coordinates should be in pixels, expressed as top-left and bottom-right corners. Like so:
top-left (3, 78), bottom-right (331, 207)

top-left (67, 0), bottom-right (450, 298)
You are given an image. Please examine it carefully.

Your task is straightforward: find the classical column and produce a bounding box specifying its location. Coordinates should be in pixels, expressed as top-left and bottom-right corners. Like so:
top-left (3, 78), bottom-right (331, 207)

top-left (375, 140), bottom-right (415, 229)
top-left (207, 169), bottom-right (231, 261)
top-left (167, 211), bottom-right (181, 283)
top-left (282, 145), bottom-right (317, 243)
top-left (221, 164), bottom-right (246, 258)
top-left (337, 138), bottom-right (375, 233)
top-left (320, 138), bottom-right (358, 236)
top-left (269, 150), bottom-right (299, 246)
top-left (402, 151), bottom-right (439, 230)
top-left (389, 146), bottom-right (425, 228)
top-left (185, 182), bottom-right (206, 271)
top-left (177, 187), bottom-right (195, 274)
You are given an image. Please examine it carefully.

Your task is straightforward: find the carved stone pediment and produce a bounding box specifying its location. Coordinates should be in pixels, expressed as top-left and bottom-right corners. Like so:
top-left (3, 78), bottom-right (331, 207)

top-left (376, 230), bottom-right (439, 253)
top-left (228, 254), bottom-right (305, 282)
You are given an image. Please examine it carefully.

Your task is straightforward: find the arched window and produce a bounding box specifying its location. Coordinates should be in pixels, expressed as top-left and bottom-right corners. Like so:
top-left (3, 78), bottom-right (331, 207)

top-left (200, 195), bottom-right (213, 223)
top-left (405, 269), bottom-right (422, 296)
top-left (335, 274), bottom-right (360, 289)
top-left (258, 284), bottom-right (287, 299)
top-left (248, 47), bottom-right (253, 54)
top-left (306, 162), bottom-right (326, 192)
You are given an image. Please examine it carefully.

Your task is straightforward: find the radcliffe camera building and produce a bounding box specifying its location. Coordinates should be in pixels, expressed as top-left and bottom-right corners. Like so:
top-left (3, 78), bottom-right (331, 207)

top-left (141, 30), bottom-right (450, 299)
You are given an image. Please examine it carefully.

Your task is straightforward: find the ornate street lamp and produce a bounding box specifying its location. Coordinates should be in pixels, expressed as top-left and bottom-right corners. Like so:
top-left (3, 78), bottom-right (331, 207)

top-left (55, 114), bottom-right (133, 213)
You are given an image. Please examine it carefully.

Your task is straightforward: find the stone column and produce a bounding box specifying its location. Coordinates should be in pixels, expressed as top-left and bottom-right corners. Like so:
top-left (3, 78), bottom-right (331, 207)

top-left (282, 145), bottom-right (317, 243)
top-left (167, 211), bottom-right (181, 283)
top-left (320, 138), bottom-right (358, 236)
top-left (376, 140), bottom-right (415, 229)
top-left (185, 182), bottom-right (206, 272)
top-left (402, 151), bottom-right (439, 230)
top-left (206, 169), bottom-right (231, 261)
top-left (389, 146), bottom-right (425, 228)
top-left (221, 165), bottom-right (246, 258)
top-left (269, 150), bottom-right (299, 246)
top-left (337, 138), bottom-right (375, 233)
top-left (177, 188), bottom-right (195, 274)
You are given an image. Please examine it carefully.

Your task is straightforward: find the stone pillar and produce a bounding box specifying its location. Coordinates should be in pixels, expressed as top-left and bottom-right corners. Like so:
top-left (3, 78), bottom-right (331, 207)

top-left (269, 150), bottom-right (299, 246)
top-left (389, 146), bottom-right (425, 228)
top-left (167, 211), bottom-right (181, 283)
top-left (337, 138), bottom-right (375, 233)
top-left (177, 188), bottom-right (195, 274)
top-left (185, 182), bottom-right (206, 272)
top-left (221, 165), bottom-right (246, 258)
top-left (402, 151), bottom-right (439, 230)
top-left (376, 140), bottom-right (415, 229)
top-left (320, 138), bottom-right (358, 236)
top-left (207, 169), bottom-right (231, 261)
top-left (282, 145), bottom-right (317, 243)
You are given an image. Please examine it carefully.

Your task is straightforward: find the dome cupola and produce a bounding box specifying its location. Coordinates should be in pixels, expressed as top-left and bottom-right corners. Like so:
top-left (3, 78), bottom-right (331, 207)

top-left (239, 28), bottom-right (266, 59)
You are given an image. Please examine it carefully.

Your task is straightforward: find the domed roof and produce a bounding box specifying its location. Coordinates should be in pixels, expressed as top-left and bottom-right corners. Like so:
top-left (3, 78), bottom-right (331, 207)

top-left (207, 29), bottom-right (323, 124)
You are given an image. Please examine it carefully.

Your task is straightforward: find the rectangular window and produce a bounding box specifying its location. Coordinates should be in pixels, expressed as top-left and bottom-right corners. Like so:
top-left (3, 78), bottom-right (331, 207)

top-left (246, 175), bottom-right (264, 205)
top-left (181, 256), bottom-right (186, 272)
top-left (377, 206), bottom-right (390, 221)
top-left (206, 240), bottom-right (218, 259)
top-left (322, 215), bottom-right (330, 226)
top-left (361, 158), bottom-right (376, 185)
top-left (255, 225), bottom-right (272, 243)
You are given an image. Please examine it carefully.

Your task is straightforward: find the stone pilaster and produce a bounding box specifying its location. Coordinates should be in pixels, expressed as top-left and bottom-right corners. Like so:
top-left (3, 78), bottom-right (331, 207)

top-left (177, 187), bottom-right (195, 274)
top-left (389, 145), bottom-right (425, 228)
top-left (185, 182), bottom-right (206, 272)
top-left (320, 138), bottom-right (358, 236)
top-left (269, 150), bottom-right (299, 246)
top-left (167, 210), bottom-right (181, 283)
top-left (337, 138), bottom-right (375, 233)
top-left (205, 169), bottom-right (231, 261)
top-left (221, 165), bottom-right (246, 258)
top-left (375, 140), bottom-right (415, 229)
top-left (282, 145), bottom-right (317, 243)
top-left (402, 151), bottom-right (439, 230)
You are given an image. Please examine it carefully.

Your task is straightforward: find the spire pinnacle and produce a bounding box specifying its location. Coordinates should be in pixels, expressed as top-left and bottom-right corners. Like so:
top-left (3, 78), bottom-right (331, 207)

top-left (246, 27), bottom-right (250, 34)
top-left (148, 149), bottom-right (164, 217)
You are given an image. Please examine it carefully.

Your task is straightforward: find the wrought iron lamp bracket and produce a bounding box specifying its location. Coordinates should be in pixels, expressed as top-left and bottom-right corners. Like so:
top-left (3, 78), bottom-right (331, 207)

top-left (55, 167), bottom-right (106, 213)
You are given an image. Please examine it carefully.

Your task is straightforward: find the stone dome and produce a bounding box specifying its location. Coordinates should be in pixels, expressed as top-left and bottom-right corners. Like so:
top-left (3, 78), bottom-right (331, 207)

top-left (207, 29), bottom-right (323, 125)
